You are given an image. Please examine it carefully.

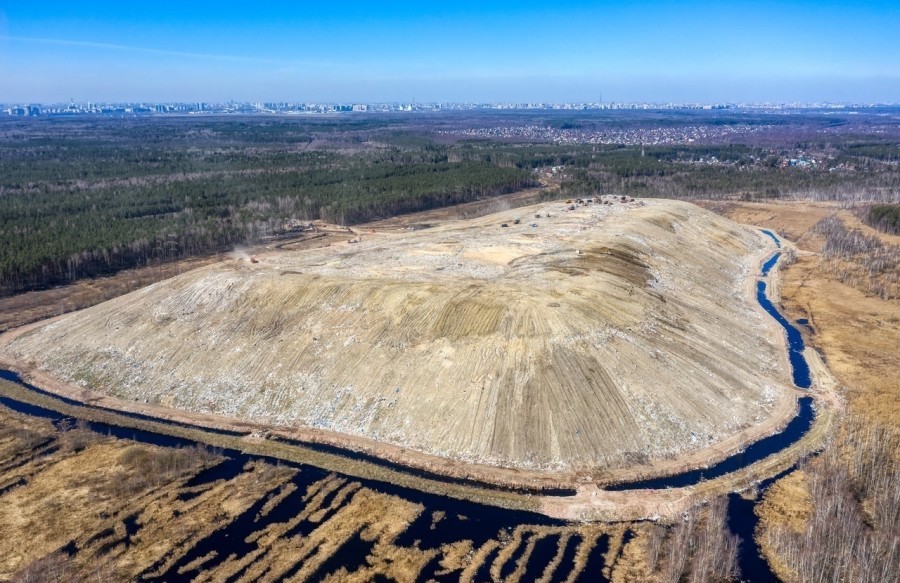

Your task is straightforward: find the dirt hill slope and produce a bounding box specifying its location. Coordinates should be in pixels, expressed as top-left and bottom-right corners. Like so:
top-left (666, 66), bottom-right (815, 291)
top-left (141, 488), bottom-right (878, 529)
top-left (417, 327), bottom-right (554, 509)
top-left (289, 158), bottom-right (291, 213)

top-left (2, 198), bottom-right (792, 473)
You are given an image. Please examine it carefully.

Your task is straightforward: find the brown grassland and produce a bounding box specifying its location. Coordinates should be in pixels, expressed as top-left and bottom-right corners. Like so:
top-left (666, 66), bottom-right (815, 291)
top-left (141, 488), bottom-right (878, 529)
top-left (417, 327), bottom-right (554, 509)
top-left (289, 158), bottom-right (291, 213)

top-left (0, 400), bottom-right (661, 582)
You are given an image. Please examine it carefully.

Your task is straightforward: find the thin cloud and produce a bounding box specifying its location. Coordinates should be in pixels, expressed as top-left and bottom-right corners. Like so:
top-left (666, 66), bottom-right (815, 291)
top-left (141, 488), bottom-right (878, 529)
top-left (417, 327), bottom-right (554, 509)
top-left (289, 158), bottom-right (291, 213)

top-left (0, 35), bottom-right (353, 69)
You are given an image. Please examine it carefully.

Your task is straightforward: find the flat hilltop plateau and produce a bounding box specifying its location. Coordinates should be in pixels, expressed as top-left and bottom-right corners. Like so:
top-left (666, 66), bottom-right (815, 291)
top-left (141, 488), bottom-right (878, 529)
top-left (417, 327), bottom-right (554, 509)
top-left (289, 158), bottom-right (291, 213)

top-left (0, 197), bottom-right (796, 481)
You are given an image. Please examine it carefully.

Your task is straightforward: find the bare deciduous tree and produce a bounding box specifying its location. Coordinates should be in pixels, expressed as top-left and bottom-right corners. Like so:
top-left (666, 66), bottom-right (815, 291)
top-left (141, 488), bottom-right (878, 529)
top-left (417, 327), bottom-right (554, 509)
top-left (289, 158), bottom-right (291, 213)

top-left (762, 417), bottom-right (900, 583)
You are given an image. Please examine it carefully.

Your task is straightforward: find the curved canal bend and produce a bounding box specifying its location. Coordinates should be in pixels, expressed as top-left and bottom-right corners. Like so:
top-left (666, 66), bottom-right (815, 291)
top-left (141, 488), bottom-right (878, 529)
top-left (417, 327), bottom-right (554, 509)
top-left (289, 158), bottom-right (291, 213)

top-left (609, 231), bottom-right (813, 491)
top-left (0, 229), bottom-right (819, 582)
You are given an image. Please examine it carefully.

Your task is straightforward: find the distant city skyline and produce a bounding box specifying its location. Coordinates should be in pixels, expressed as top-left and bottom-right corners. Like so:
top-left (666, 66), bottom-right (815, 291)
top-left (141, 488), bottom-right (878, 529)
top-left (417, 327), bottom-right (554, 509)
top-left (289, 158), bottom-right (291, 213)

top-left (1, 1), bottom-right (898, 103)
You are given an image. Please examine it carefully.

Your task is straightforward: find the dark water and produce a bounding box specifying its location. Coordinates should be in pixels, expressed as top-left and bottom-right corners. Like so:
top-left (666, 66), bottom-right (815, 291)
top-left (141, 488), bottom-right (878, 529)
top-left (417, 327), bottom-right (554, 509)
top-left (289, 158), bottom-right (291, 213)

top-left (3, 370), bottom-right (797, 580)
top-left (523, 534), bottom-right (566, 580)
top-left (146, 480), bottom-right (295, 581)
top-left (0, 373), bottom-right (575, 581)
top-left (0, 378), bottom-right (564, 528)
top-left (726, 466), bottom-right (795, 583)
top-left (472, 545), bottom-right (502, 582)
top-left (0, 392), bottom-right (66, 422)
top-left (605, 232), bottom-right (816, 581)
top-left (757, 281), bottom-right (812, 388)
top-left (761, 229), bottom-right (781, 247)
top-left (0, 369), bottom-right (244, 438)
top-left (557, 535), bottom-right (583, 579)
top-left (797, 318), bottom-right (815, 334)
top-left (609, 246), bottom-right (815, 491)
top-left (574, 534), bottom-right (611, 583)
top-left (0, 370), bottom-right (83, 409)
top-left (0, 368), bottom-right (570, 497)
top-left (607, 397), bottom-right (814, 491)
top-left (762, 252), bottom-right (781, 276)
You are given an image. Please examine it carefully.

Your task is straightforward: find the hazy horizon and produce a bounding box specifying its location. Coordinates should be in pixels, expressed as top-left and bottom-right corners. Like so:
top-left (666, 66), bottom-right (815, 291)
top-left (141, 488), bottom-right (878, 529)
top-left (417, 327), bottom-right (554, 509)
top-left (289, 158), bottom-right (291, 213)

top-left (1, 1), bottom-right (898, 104)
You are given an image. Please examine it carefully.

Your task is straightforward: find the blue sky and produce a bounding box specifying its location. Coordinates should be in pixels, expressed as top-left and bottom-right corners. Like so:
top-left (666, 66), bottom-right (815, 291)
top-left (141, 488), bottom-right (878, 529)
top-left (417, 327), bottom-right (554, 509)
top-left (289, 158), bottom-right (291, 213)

top-left (1, 1), bottom-right (898, 103)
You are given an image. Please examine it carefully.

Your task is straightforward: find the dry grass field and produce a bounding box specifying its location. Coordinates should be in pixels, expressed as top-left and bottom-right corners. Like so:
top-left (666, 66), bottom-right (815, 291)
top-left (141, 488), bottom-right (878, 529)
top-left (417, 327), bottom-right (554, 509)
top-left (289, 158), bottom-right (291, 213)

top-left (0, 397), bottom-right (675, 583)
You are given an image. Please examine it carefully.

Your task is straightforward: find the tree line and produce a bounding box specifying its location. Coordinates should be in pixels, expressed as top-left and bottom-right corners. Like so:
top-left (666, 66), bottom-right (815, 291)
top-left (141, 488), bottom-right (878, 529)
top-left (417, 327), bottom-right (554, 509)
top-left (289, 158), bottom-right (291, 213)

top-left (812, 215), bottom-right (899, 299)
top-left (0, 156), bottom-right (532, 294)
top-left (861, 204), bottom-right (900, 234)
top-left (2, 117), bottom-right (897, 295)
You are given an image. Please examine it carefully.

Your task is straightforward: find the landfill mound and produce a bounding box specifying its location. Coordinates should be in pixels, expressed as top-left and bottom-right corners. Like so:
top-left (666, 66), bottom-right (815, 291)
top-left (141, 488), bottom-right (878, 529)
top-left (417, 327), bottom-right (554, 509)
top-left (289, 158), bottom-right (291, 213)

top-left (3, 197), bottom-right (793, 473)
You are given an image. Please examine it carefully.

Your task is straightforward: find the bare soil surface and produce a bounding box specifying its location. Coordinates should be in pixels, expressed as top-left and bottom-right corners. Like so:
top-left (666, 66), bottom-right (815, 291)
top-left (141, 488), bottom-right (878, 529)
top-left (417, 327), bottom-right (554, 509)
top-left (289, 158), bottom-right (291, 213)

top-left (0, 198), bottom-right (807, 493)
top-left (0, 256), bottom-right (223, 334)
top-left (0, 185), bottom-right (551, 335)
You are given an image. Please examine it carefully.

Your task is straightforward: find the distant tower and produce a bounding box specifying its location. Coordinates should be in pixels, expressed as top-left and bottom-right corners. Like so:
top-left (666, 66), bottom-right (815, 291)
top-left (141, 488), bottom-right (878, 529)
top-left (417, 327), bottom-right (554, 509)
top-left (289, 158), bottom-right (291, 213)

top-left (641, 143), bottom-right (645, 157)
